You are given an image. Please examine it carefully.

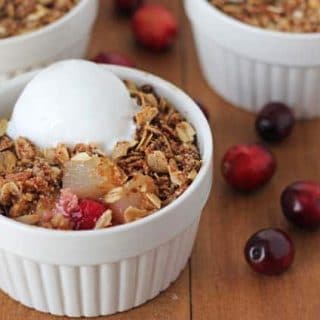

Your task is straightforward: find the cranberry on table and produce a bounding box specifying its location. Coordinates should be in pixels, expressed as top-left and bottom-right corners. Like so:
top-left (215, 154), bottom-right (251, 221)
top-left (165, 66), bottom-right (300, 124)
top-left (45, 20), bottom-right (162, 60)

top-left (256, 102), bottom-right (295, 143)
top-left (281, 181), bottom-right (320, 229)
top-left (244, 228), bottom-right (295, 276)
top-left (194, 99), bottom-right (209, 120)
top-left (132, 4), bottom-right (178, 51)
top-left (221, 144), bottom-right (276, 192)
top-left (91, 52), bottom-right (135, 67)
top-left (73, 199), bottom-right (107, 230)
top-left (114, 0), bottom-right (143, 15)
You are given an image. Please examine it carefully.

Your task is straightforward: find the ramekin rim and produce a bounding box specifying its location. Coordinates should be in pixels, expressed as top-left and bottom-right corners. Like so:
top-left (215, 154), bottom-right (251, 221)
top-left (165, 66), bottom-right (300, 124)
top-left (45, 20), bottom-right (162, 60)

top-left (0, 64), bottom-right (213, 238)
top-left (0, 0), bottom-right (91, 46)
top-left (190, 0), bottom-right (320, 40)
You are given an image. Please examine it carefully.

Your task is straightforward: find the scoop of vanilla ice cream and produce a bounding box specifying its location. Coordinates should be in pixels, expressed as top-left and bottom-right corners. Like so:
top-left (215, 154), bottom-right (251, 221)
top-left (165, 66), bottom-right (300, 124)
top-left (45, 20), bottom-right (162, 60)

top-left (7, 60), bottom-right (137, 153)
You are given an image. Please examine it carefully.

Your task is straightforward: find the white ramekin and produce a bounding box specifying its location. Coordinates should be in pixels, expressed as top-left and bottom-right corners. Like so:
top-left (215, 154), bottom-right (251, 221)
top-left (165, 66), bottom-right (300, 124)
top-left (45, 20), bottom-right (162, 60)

top-left (0, 65), bottom-right (213, 317)
top-left (0, 0), bottom-right (98, 84)
top-left (185, 0), bottom-right (320, 119)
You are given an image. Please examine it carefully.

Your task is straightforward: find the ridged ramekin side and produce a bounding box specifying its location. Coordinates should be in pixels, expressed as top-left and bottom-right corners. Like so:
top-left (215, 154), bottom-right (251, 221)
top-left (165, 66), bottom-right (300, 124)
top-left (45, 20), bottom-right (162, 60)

top-left (192, 26), bottom-right (320, 119)
top-left (184, 0), bottom-right (320, 119)
top-left (0, 217), bottom-right (200, 317)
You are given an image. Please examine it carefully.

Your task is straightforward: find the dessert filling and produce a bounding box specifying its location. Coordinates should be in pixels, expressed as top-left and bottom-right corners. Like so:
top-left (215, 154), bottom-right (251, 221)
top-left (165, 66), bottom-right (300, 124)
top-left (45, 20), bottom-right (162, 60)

top-left (0, 81), bottom-right (201, 230)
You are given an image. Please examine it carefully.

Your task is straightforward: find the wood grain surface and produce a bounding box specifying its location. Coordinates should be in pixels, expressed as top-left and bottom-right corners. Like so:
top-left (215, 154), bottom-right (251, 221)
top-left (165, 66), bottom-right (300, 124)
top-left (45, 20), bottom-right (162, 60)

top-left (1, 1), bottom-right (320, 319)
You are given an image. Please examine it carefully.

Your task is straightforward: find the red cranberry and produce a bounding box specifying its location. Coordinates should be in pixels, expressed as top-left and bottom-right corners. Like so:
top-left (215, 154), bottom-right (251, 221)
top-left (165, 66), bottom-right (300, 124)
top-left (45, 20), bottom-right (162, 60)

top-left (281, 181), bottom-right (320, 229)
top-left (132, 4), bottom-right (178, 51)
top-left (91, 52), bottom-right (135, 67)
top-left (221, 144), bottom-right (276, 192)
top-left (74, 199), bottom-right (107, 230)
top-left (244, 228), bottom-right (294, 276)
top-left (256, 102), bottom-right (295, 143)
top-left (194, 99), bottom-right (209, 120)
top-left (114, 0), bottom-right (143, 15)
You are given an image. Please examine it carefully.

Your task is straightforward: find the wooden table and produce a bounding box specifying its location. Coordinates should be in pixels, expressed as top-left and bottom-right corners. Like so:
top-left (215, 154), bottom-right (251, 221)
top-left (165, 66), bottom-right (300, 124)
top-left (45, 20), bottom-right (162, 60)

top-left (2, 1), bottom-right (320, 319)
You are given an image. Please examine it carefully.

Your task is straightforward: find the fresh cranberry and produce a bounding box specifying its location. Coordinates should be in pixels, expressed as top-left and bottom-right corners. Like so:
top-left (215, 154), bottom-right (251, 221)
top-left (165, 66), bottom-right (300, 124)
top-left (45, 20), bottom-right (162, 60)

top-left (74, 199), bottom-right (107, 230)
top-left (281, 181), bottom-right (320, 229)
top-left (114, 0), bottom-right (143, 15)
top-left (132, 4), bottom-right (178, 51)
top-left (91, 52), bottom-right (135, 67)
top-left (194, 99), bottom-right (209, 120)
top-left (244, 228), bottom-right (294, 276)
top-left (221, 144), bottom-right (276, 192)
top-left (256, 102), bottom-right (295, 143)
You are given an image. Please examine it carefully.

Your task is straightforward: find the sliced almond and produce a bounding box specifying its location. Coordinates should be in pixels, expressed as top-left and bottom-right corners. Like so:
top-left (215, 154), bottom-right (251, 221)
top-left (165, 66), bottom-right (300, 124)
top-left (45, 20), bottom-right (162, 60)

top-left (112, 141), bottom-right (137, 160)
top-left (136, 129), bottom-right (153, 151)
top-left (144, 93), bottom-right (158, 108)
top-left (145, 193), bottom-right (161, 209)
top-left (146, 150), bottom-right (168, 173)
top-left (187, 169), bottom-right (198, 181)
top-left (71, 152), bottom-right (92, 161)
top-left (95, 209), bottom-right (112, 229)
top-left (176, 121), bottom-right (196, 143)
top-left (135, 106), bottom-right (158, 126)
top-left (15, 214), bottom-right (40, 225)
top-left (104, 187), bottom-right (124, 203)
top-left (124, 206), bottom-right (149, 223)
top-left (168, 159), bottom-right (186, 186)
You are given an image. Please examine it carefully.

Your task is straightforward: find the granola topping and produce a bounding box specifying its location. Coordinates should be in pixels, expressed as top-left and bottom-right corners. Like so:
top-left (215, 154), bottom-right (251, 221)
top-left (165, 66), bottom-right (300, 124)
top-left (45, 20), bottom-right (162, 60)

top-left (210, 0), bottom-right (320, 33)
top-left (0, 81), bottom-right (201, 230)
top-left (0, 0), bottom-right (78, 39)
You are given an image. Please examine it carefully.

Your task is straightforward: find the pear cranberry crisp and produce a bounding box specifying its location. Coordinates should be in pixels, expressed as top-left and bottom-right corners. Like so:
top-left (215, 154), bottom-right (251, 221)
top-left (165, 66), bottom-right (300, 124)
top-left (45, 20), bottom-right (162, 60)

top-left (0, 82), bottom-right (201, 230)
top-left (210, 0), bottom-right (320, 33)
top-left (0, 0), bottom-right (78, 39)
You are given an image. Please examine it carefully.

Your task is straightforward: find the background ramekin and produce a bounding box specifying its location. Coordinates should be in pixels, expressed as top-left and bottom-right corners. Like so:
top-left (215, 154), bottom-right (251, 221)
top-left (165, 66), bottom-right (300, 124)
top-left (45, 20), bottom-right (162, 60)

top-left (185, 0), bottom-right (320, 119)
top-left (0, 65), bottom-right (213, 317)
top-left (0, 0), bottom-right (98, 84)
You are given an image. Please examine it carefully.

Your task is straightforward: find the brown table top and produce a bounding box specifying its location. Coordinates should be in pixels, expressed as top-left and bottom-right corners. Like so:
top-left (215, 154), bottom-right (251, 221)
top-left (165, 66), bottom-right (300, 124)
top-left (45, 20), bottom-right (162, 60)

top-left (1, 1), bottom-right (320, 319)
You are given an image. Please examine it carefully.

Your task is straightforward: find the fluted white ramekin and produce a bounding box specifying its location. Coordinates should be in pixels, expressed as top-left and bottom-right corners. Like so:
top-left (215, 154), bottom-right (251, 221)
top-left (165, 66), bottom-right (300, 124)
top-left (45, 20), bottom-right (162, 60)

top-left (185, 0), bottom-right (320, 119)
top-left (0, 0), bottom-right (98, 84)
top-left (0, 65), bottom-right (213, 317)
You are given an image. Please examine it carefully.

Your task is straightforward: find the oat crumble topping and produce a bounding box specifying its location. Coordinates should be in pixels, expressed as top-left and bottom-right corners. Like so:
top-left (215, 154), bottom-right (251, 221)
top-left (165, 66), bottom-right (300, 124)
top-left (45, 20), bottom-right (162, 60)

top-left (210, 0), bottom-right (320, 33)
top-left (0, 81), bottom-right (202, 230)
top-left (0, 0), bottom-right (78, 39)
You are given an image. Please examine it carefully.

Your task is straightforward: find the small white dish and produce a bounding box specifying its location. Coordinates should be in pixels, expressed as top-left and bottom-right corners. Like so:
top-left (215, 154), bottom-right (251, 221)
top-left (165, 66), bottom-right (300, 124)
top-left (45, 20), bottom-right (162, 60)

top-left (0, 0), bottom-right (98, 84)
top-left (185, 0), bottom-right (320, 119)
top-left (0, 65), bottom-right (213, 317)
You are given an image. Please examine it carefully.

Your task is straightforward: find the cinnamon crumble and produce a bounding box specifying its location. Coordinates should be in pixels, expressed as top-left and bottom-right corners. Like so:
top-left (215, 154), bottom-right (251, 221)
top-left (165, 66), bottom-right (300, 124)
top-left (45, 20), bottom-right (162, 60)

top-left (0, 0), bottom-right (78, 39)
top-left (210, 0), bottom-right (320, 33)
top-left (0, 81), bottom-right (202, 230)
